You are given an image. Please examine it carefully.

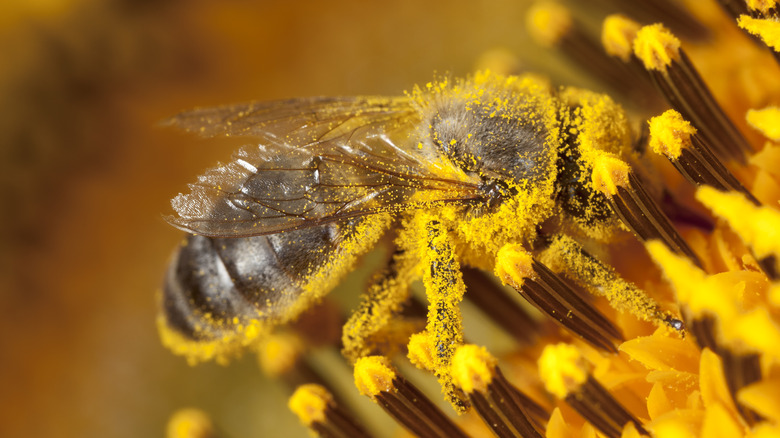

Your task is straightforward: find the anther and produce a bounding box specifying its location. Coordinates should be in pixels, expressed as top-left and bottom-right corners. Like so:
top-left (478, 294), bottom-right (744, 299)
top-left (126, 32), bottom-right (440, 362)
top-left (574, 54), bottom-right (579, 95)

top-left (600, 14), bottom-right (664, 109)
top-left (451, 345), bottom-right (546, 438)
top-left (596, 0), bottom-right (709, 41)
top-left (527, 2), bottom-right (650, 103)
top-left (590, 154), bottom-right (703, 267)
top-left (634, 24), bottom-right (752, 163)
top-left (289, 384), bottom-right (373, 438)
top-left (353, 356), bottom-right (468, 438)
top-left (648, 110), bottom-right (759, 205)
top-left (538, 343), bottom-right (648, 438)
top-left (495, 245), bottom-right (623, 352)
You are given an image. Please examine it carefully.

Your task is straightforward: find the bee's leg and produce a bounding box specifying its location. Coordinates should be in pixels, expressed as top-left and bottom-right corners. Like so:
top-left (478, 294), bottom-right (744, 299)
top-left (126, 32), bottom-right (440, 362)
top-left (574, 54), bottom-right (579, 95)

top-left (341, 251), bottom-right (418, 364)
top-left (495, 243), bottom-right (623, 352)
top-left (538, 234), bottom-right (684, 332)
top-left (417, 218), bottom-right (468, 412)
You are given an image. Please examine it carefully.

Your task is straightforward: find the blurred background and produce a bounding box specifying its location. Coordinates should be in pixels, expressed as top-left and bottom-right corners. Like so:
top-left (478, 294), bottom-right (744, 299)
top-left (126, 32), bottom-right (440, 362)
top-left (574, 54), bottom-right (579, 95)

top-left (0, 0), bottom-right (624, 437)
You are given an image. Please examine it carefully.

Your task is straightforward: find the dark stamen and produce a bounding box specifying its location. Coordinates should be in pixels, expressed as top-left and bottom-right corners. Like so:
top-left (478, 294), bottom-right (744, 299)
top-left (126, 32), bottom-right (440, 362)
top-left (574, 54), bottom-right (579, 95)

top-left (496, 246), bottom-right (623, 352)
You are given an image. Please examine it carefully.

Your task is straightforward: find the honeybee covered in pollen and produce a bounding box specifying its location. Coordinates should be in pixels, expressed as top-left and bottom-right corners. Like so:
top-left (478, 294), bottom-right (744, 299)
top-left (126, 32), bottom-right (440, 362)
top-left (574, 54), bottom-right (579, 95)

top-left (160, 70), bottom-right (693, 410)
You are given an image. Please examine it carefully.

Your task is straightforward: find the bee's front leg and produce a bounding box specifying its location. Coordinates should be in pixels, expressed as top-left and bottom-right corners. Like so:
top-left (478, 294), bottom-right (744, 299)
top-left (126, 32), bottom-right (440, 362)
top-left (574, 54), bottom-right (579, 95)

top-left (418, 218), bottom-right (468, 412)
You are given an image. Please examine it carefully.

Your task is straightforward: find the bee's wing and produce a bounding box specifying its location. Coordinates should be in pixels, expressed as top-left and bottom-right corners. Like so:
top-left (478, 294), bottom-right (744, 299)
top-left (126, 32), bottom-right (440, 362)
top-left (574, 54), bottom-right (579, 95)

top-left (166, 97), bottom-right (484, 237)
top-left (164, 96), bottom-right (414, 140)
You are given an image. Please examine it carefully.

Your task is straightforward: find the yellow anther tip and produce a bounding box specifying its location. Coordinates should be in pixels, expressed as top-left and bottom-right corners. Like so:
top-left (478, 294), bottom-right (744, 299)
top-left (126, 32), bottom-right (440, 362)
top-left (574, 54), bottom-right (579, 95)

top-left (354, 356), bottom-right (396, 398)
top-left (633, 23), bottom-right (681, 71)
top-left (648, 110), bottom-right (696, 159)
top-left (526, 1), bottom-right (572, 47)
top-left (451, 344), bottom-right (498, 394)
top-left (602, 14), bottom-right (640, 62)
top-left (591, 155), bottom-right (630, 196)
top-left (407, 332), bottom-right (436, 372)
top-left (538, 343), bottom-right (588, 399)
top-left (495, 244), bottom-right (535, 288)
top-left (289, 384), bottom-right (332, 426)
top-left (746, 0), bottom-right (778, 14)
top-left (747, 106), bottom-right (780, 141)
top-left (738, 15), bottom-right (780, 51)
top-left (166, 408), bottom-right (214, 438)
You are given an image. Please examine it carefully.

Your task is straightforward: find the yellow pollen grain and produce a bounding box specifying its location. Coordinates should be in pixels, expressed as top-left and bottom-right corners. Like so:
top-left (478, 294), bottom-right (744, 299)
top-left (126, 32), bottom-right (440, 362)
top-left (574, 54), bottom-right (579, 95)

top-left (648, 110), bottom-right (696, 159)
top-left (166, 408), bottom-right (214, 438)
top-left (526, 1), bottom-right (572, 47)
top-left (633, 23), bottom-right (681, 72)
top-left (288, 384), bottom-right (333, 426)
top-left (747, 106), bottom-right (780, 141)
top-left (354, 356), bottom-right (396, 398)
top-left (451, 344), bottom-right (497, 394)
top-left (495, 244), bottom-right (535, 289)
top-left (407, 332), bottom-right (436, 372)
top-left (696, 186), bottom-right (780, 259)
top-left (590, 154), bottom-right (630, 196)
top-left (538, 343), bottom-right (588, 399)
top-left (738, 15), bottom-right (780, 51)
top-left (602, 14), bottom-right (640, 62)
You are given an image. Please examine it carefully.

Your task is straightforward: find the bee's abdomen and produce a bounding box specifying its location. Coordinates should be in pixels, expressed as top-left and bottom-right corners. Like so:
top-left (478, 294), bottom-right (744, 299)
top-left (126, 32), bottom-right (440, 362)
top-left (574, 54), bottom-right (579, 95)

top-left (162, 219), bottom-right (366, 342)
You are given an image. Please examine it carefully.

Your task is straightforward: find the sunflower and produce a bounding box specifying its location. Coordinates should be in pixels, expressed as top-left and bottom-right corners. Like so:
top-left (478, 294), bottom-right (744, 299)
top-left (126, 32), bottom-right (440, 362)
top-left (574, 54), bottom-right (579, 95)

top-left (164, 1), bottom-right (780, 437)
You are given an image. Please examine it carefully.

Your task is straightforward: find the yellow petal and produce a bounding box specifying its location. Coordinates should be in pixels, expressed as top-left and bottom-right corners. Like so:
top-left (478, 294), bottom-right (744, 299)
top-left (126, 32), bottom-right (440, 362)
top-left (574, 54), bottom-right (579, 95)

top-left (699, 348), bottom-right (738, 413)
top-left (620, 334), bottom-right (700, 374)
top-left (647, 382), bottom-right (673, 420)
top-left (648, 410), bottom-right (703, 438)
top-left (701, 402), bottom-right (745, 438)
top-left (546, 407), bottom-right (573, 438)
top-left (738, 378), bottom-right (780, 423)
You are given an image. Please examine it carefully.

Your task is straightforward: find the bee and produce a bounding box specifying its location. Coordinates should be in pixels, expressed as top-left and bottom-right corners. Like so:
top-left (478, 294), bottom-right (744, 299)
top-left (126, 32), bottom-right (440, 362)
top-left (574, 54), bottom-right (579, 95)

top-left (160, 71), bottom-right (689, 407)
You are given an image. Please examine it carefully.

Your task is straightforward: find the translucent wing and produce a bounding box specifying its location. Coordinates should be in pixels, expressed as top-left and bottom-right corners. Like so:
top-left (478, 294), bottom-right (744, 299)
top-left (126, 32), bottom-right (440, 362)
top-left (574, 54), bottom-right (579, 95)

top-left (166, 97), bottom-right (484, 237)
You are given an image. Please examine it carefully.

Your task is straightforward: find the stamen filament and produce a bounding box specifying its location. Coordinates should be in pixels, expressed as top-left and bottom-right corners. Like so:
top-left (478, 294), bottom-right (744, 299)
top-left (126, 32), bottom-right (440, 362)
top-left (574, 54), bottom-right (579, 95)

top-left (353, 356), bottom-right (468, 438)
top-left (496, 245), bottom-right (623, 352)
top-left (289, 384), bottom-right (372, 438)
top-left (451, 345), bottom-right (545, 438)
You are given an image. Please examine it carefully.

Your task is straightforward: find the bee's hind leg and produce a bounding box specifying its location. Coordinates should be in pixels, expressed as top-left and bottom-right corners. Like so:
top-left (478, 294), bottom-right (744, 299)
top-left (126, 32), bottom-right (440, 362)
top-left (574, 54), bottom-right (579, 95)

top-left (341, 250), bottom-right (420, 364)
top-left (537, 234), bottom-right (684, 333)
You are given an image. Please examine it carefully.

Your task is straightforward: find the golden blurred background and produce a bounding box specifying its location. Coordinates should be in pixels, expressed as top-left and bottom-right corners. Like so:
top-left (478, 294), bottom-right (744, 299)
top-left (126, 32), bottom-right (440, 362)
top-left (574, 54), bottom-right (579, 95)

top-left (0, 0), bottom-right (621, 436)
